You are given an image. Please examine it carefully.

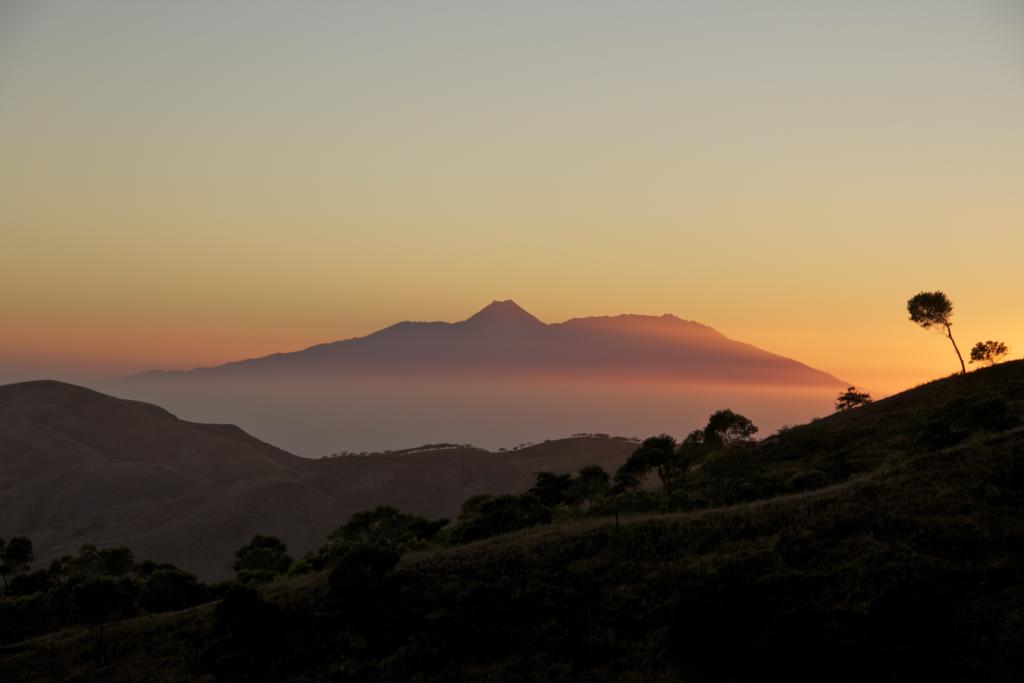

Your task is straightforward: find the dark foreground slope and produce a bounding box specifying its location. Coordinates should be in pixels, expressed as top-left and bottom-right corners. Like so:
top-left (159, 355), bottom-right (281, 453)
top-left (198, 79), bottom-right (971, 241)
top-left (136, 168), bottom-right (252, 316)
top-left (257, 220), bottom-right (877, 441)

top-left (4, 363), bottom-right (1024, 682)
top-left (0, 381), bottom-right (634, 578)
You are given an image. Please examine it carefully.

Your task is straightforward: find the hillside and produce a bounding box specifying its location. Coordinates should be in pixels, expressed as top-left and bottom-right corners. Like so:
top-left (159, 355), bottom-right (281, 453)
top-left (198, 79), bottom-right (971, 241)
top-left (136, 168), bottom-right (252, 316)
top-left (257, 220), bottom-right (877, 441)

top-left (4, 362), bottom-right (1023, 681)
top-left (0, 381), bottom-right (635, 579)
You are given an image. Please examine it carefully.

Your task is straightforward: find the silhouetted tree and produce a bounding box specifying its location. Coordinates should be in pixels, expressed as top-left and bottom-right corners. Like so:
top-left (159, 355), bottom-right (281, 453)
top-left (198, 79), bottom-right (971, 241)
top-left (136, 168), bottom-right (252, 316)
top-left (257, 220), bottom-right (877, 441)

top-left (970, 340), bottom-right (1009, 367)
top-left (73, 576), bottom-right (125, 647)
top-left (615, 435), bottom-right (679, 491)
top-left (569, 465), bottom-right (610, 507)
top-left (138, 568), bottom-right (207, 613)
top-left (529, 472), bottom-right (574, 507)
top-left (907, 291), bottom-right (965, 374)
top-left (65, 545), bottom-right (134, 579)
top-left (703, 410), bottom-right (759, 449)
top-left (0, 536), bottom-right (34, 592)
top-left (9, 569), bottom-right (51, 596)
top-left (836, 386), bottom-right (873, 411)
top-left (679, 429), bottom-right (706, 450)
top-left (215, 583), bottom-right (279, 649)
top-left (233, 535), bottom-right (293, 583)
top-left (327, 542), bottom-right (400, 611)
top-left (330, 505), bottom-right (447, 552)
top-left (446, 494), bottom-right (552, 544)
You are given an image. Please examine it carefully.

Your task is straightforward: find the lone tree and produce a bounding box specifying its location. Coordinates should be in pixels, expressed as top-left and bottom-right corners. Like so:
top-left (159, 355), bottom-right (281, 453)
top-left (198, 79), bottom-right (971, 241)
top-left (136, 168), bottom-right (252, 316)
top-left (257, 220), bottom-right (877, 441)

top-left (835, 386), bottom-right (872, 411)
top-left (970, 340), bottom-right (1009, 367)
top-left (907, 291), bottom-right (965, 374)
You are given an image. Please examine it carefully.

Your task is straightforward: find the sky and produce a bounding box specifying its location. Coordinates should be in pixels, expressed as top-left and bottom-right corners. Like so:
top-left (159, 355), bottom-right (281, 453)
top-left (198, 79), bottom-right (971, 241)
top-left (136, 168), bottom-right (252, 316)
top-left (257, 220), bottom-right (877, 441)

top-left (2, 1), bottom-right (1022, 395)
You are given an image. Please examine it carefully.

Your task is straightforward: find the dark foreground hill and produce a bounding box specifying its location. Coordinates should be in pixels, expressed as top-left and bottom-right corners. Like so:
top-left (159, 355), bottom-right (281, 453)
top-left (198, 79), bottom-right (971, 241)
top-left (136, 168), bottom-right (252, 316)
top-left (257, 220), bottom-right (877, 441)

top-left (4, 362), bottom-right (1024, 681)
top-left (0, 381), bottom-right (635, 579)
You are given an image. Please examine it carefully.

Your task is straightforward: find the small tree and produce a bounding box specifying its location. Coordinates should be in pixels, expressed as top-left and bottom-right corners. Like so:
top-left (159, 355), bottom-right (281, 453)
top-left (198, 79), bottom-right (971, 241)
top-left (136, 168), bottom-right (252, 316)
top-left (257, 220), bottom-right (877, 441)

top-left (0, 536), bottom-right (34, 592)
top-left (529, 472), bottom-right (575, 507)
top-left (445, 494), bottom-right (552, 544)
top-left (233, 535), bottom-right (293, 583)
top-left (569, 465), bottom-right (610, 507)
top-left (73, 576), bottom-right (122, 647)
top-left (970, 340), bottom-right (1009, 367)
top-left (330, 506), bottom-right (447, 552)
top-left (138, 568), bottom-right (207, 613)
top-left (835, 386), bottom-right (872, 411)
top-left (327, 542), bottom-right (400, 611)
top-left (703, 410), bottom-right (759, 449)
top-left (614, 435), bottom-right (679, 491)
top-left (907, 291), bottom-right (965, 374)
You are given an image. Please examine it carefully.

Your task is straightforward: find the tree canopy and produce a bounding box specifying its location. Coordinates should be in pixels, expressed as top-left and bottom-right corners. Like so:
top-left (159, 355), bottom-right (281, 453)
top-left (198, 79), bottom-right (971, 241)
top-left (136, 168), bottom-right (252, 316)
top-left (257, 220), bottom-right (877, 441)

top-left (703, 409), bottom-right (759, 449)
top-left (836, 386), bottom-right (872, 411)
top-left (0, 536), bottom-right (34, 591)
top-left (907, 291), bottom-right (965, 374)
top-left (970, 340), bottom-right (1009, 367)
top-left (330, 505), bottom-right (447, 552)
top-left (233, 535), bottom-right (293, 583)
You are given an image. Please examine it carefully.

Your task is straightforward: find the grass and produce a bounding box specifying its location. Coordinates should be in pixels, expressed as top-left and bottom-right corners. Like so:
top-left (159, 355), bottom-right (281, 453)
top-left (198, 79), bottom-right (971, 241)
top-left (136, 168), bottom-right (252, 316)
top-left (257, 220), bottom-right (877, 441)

top-left (4, 361), bottom-right (1024, 681)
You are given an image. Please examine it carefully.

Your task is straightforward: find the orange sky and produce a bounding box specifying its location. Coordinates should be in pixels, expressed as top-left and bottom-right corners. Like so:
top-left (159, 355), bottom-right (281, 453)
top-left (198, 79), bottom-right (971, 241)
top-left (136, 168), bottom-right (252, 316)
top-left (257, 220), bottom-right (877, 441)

top-left (2, 2), bottom-right (1022, 396)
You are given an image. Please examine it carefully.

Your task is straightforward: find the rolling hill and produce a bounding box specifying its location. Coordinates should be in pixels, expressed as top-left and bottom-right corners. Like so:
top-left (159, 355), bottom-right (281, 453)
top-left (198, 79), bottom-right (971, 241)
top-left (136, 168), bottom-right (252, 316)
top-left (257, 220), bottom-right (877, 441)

top-left (4, 362), bottom-right (1023, 681)
top-left (0, 380), bottom-right (636, 579)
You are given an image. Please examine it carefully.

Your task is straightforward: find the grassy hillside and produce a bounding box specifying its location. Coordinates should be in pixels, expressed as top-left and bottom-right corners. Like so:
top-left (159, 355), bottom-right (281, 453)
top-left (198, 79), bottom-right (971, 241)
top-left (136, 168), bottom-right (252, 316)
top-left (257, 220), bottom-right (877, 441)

top-left (4, 362), bottom-right (1024, 681)
top-left (0, 380), bottom-right (635, 579)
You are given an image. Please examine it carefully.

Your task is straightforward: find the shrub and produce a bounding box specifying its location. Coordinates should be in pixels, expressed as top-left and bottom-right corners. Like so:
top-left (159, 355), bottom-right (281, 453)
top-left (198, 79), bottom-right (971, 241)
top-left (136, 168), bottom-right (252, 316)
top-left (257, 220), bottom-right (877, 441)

top-left (329, 506), bottom-right (447, 552)
top-left (446, 494), bottom-right (552, 544)
top-left (327, 542), bottom-right (400, 611)
top-left (233, 536), bottom-right (293, 582)
top-left (215, 583), bottom-right (277, 645)
top-left (917, 392), bottom-right (1018, 449)
top-left (139, 568), bottom-right (207, 613)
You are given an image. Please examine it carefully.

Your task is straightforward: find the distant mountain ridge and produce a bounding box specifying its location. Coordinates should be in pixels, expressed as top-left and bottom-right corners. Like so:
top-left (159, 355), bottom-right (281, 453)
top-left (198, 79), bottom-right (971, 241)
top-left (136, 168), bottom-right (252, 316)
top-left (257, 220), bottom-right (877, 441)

top-left (132, 300), bottom-right (843, 386)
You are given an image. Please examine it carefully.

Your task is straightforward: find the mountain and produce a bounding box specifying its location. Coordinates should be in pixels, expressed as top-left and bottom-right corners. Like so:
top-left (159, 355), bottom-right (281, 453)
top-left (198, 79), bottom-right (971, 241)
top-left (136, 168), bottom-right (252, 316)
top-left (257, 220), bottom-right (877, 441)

top-left (0, 380), bottom-right (635, 579)
top-left (132, 300), bottom-right (843, 386)
top-left (5, 362), bottom-right (1023, 682)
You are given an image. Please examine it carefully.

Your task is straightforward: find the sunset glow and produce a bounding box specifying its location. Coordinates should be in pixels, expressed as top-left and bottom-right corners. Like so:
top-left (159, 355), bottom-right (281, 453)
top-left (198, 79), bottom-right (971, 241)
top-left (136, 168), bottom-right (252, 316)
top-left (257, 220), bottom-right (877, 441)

top-left (2, 1), bottom-right (1022, 396)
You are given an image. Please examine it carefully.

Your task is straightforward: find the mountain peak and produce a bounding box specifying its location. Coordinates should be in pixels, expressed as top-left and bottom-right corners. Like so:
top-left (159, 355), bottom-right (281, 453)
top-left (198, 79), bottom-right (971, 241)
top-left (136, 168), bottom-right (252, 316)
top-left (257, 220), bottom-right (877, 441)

top-left (463, 300), bottom-right (545, 328)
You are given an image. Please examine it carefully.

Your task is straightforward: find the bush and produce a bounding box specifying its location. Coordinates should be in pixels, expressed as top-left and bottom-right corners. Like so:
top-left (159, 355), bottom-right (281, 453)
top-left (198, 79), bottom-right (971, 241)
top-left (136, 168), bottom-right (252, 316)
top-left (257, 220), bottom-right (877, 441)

top-left (138, 568), bottom-right (207, 613)
top-left (233, 536), bottom-right (292, 582)
top-left (329, 506), bottom-right (447, 552)
top-left (327, 542), bottom-right (400, 611)
top-left (73, 576), bottom-right (136, 642)
top-left (215, 583), bottom-right (278, 645)
top-left (917, 393), bottom-right (1018, 449)
top-left (445, 494), bottom-right (552, 544)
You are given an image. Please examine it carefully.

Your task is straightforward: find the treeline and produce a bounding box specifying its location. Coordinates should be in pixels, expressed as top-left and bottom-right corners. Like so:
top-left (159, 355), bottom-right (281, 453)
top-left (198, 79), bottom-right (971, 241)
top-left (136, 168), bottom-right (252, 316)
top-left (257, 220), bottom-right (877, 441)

top-left (230, 408), bottom-right (839, 598)
top-left (1, 407), bottom-right (840, 648)
top-left (0, 542), bottom-right (212, 645)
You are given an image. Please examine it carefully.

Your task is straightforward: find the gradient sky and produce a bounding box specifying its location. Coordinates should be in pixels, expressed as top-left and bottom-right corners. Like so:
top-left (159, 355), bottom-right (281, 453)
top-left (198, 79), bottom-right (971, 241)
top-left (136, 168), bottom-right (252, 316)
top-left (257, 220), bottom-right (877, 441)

top-left (2, 1), bottom-right (1022, 394)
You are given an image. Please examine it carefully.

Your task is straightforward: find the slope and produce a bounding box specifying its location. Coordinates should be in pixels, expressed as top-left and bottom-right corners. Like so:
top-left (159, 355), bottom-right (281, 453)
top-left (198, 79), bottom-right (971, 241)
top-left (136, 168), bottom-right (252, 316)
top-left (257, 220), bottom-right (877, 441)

top-left (0, 381), bottom-right (636, 579)
top-left (5, 362), bottom-right (1023, 681)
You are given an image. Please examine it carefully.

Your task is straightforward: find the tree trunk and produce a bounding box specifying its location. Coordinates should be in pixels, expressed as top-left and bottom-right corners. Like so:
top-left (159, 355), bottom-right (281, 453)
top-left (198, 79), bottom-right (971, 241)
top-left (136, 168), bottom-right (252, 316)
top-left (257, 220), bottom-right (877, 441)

top-left (946, 323), bottom-right (966, 375)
